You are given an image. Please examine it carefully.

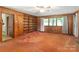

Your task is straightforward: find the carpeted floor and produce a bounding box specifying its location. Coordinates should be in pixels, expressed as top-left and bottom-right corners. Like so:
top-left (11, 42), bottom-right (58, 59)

top-left (0, 31), bottom-right (79, 52)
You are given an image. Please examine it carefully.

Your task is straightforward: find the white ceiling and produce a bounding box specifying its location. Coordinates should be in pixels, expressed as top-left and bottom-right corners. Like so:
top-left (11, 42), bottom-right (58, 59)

top-left (5, 6), bottom-right (79, 16)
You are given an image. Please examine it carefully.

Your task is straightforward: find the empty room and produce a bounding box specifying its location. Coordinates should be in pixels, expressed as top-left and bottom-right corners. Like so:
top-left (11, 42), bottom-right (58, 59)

top-left (0, 6), bottom-right (79, 52)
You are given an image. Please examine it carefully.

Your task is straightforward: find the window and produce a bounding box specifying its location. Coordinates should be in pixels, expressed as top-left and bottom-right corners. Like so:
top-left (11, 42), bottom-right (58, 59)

top-left (43, 19), bottom-right (48, 26)
top-left (43, 17), bottom-right (64, 26)
top-left (49, 18), bottom-right (53, 26)
top-left (49, 18), bottom-right (56, 26)
top-left (57, 17), bottom-right (64, 26)
top-left (53, 18), bottom-right (57, 26)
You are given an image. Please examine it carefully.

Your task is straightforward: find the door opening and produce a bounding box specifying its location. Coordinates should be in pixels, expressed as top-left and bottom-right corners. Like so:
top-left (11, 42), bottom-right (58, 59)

top-left (2, 13), bottom-right (14, 41)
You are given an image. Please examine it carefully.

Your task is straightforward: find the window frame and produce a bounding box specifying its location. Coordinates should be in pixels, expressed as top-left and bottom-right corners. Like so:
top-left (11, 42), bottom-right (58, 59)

top-left (43, 17), bottom-right (64, 26)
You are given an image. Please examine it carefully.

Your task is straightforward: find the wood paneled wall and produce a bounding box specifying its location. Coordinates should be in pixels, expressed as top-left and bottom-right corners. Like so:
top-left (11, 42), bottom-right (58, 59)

top-left (0, 7), bottom-right (38, 41)
top-left (0, 16), bottom-right (2, 41)
top-left (0, 7), bottom-right (24, 38)
top-left (45, 26), bottom-right (62, 33)
top-left (37, 17), bottom-right (40, 31)
top-left (67, 15), bottom-right (73, 35)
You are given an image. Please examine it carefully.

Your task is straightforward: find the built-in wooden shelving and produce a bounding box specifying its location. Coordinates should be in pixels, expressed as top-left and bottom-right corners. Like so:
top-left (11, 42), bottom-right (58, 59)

top-left (23, 14), bottom-right (37, 33)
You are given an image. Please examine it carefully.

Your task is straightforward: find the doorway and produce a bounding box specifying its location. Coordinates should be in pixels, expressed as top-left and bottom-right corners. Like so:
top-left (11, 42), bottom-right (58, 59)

top-left (2, 13), bottom-right (14, 41)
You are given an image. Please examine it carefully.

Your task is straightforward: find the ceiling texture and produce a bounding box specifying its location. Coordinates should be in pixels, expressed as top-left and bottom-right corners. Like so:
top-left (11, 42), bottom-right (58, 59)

top-left (5, 6), bottom-right (79, 16)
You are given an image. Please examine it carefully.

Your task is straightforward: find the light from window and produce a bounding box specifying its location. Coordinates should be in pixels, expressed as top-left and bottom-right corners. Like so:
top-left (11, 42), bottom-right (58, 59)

top-left (49, 18), bottom-right (57, 26)
top-left (49, 18), bottom-right (53, 26)
top-left (43, 19), bottom-right (48, 26)
top-left (53, 18), bottom-right (57, 26)
top-left (43, 17), bottom-right (64, 26)
top-left (57, 18), bottom-right (64, 26)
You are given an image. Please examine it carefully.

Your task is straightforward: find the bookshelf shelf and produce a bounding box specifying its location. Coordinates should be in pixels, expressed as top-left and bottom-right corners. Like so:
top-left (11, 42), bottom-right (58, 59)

top-left (23, 14), bottom-right (37, 33)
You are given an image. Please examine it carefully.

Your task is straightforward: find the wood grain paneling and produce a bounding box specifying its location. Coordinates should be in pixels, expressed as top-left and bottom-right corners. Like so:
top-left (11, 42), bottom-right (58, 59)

top-left (0, 7), bottom-right (24, 38)
top-left (37, 17), bottom-right (40, 31)
top-left (0, 16), bottom-right (2, 41)
top-left (68, 15), bottom-right (73, 35)
top-left (17, 14), bottom-right (24, 35)
top-left (45, 26), bottom-right (62, 33)
top-left (0, 8), bottom-right (2, 41)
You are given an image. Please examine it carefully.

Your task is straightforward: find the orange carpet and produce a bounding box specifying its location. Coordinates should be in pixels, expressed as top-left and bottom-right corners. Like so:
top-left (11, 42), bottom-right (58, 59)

top-left (0, 31), bottom-right (79, 52)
